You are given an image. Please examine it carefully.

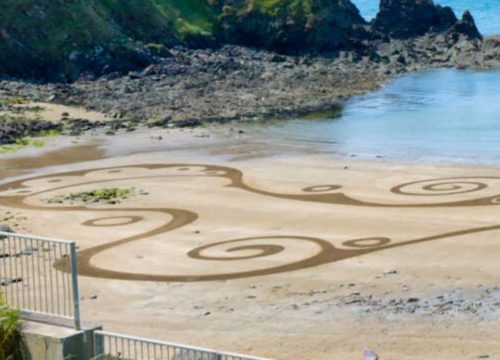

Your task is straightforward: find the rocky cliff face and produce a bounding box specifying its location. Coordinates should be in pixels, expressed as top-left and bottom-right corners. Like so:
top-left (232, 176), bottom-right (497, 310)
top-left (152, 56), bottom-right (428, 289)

top-left (215, 0), bottom-right (368, 52)
top-left (371, 0), bottom-right (481, 40)
top-left (0, 0), bottom-right (494, 81)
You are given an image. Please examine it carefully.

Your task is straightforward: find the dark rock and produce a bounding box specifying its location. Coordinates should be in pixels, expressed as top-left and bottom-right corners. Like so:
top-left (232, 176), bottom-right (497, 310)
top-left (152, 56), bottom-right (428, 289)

top-left (453, 10), bottom-right (482, 39)
top-left (215, 0), bottom-right (368, 53)
top-left (175, 119), bottom-right (202, 128)
top-left (372, 0), bottom-right (458, 39)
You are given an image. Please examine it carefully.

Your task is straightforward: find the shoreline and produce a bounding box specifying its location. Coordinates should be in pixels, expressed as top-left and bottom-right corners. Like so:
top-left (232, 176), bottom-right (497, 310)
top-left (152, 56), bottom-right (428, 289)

top-left (0, 32), bottom-right (498, 144)
top-left (2, 123), bottom-right (500, 182)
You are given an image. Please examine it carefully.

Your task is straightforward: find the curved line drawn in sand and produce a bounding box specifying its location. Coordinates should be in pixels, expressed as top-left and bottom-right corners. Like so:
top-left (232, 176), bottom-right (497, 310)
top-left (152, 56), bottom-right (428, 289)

top-left (1, 164), bottom-right (500, 282)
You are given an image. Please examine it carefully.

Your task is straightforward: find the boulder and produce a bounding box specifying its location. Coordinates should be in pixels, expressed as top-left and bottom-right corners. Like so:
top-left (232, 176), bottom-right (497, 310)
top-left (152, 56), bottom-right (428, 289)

top-left (453, 10), bottom-right (482, 39)
top-left (372, 0), bottom-right (457, 38)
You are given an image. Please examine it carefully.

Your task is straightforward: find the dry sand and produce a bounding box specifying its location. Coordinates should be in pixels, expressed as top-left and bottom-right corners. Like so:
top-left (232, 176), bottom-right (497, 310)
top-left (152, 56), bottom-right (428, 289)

top-left (0, 127), bottom-right (499, 359)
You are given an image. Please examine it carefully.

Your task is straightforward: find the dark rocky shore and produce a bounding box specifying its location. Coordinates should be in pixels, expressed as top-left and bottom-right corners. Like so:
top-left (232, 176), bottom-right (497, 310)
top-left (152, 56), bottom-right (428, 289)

top-left (1, 0), bottom-right (500, 144)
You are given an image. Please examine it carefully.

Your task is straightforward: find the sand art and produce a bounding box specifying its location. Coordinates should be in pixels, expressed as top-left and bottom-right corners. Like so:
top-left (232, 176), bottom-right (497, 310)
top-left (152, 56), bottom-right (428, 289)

top-left (1, 163), bottom-right (499, 282)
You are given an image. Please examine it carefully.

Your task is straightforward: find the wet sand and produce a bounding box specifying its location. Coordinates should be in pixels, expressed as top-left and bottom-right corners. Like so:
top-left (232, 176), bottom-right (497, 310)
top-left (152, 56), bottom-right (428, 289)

top-left (0, 128), bottom-right (499, 359)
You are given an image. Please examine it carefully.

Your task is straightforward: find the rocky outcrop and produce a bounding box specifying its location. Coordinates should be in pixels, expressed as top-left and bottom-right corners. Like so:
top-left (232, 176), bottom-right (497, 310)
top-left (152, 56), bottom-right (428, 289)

top-left (0, 0), bottom-right (497, 82)
top-left (215, 0), bottom-right (368, 53)
top-left (372, 0), bottom-right (458, 39)
top-left (371, 0), bottom-right (482, 41)
top-left (453, 10), bottom-right (482, 39)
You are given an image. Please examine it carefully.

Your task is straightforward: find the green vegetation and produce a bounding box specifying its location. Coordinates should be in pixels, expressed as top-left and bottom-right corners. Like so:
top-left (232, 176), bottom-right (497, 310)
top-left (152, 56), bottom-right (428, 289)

top-left (0, 0), bottom-right (363, 79)
top-left (0, 137), bottom-right (35, 154)
top-left (0, 0), bottom-right (216, 78)
top-left (0, 97), bottom-right (28, 105)
top-left (44, 187), bottom-right (147, 205)
top-left (249, 0), bottom-right (312, 16)
top-left (0, 294), bottom-right (22, 360)
top-left (0, 131), bottom-right (60, 154)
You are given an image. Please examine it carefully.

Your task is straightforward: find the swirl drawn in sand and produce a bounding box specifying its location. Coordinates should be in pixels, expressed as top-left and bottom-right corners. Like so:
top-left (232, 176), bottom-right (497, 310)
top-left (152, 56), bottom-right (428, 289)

top-left (1, 164), bottom-right (499, 282)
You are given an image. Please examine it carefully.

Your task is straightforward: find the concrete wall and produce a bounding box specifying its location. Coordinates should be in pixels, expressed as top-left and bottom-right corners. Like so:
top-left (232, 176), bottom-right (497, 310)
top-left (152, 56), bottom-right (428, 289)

top-left (21, 321), bottom-right (102, 360)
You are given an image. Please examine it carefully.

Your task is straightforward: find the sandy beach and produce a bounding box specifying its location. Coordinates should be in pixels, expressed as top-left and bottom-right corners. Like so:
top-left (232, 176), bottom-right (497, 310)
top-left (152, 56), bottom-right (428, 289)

top-left (0, 127), bottom-right (499, 359)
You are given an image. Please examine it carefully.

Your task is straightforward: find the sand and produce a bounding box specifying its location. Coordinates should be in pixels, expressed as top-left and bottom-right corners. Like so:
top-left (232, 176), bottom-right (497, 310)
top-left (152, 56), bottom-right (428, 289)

top-left (0, 127), bottom-right (499, 359)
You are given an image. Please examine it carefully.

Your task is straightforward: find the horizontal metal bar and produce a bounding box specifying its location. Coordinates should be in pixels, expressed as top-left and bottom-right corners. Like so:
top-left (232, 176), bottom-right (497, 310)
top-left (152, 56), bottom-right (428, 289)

top-left (94, 330), bottom-right (271, 360)
top-left (19, 310), bottom-right (78, 329)
top-left (0, 231), bottom-right (75, 245)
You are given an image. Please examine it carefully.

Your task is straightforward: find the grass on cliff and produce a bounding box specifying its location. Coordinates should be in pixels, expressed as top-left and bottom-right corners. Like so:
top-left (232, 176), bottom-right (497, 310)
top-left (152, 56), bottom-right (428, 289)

top-left (0, 0), bottom-right (215, 78)
top-left (0, 0), bottom-right (214, 55)
top-left (233, 0), bottom-right (313, 16)
top-left (0, 295), bottom-right (22, 360)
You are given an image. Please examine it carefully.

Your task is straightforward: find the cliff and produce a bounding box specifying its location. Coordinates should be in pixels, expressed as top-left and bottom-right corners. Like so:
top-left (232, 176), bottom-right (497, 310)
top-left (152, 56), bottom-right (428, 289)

top-left (0, 0), bottom-right (486, 81)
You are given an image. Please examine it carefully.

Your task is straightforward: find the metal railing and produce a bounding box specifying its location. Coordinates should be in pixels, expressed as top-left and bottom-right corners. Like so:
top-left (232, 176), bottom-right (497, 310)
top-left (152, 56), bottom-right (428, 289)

top-left (94, 331), bottom-right (270, 360)
top-left (0, 231), bottom-right (81, 329)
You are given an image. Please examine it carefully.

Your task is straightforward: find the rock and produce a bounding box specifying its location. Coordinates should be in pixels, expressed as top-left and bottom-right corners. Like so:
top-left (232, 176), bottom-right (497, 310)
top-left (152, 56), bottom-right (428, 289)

top-left (270, 55), bottom-right (286, 63)
top-left (175, 119), bottom-right (202, 128)
top-left (0, 224), bottom-right (13, 233)
top-left (128, 71), bottom-right (144, 79)
top-left (372, 0), bottom-right (457, 39)
top-left (453, 10), bottom-right (482, 39)
top-left (216, 0), bottom-right (368, 53)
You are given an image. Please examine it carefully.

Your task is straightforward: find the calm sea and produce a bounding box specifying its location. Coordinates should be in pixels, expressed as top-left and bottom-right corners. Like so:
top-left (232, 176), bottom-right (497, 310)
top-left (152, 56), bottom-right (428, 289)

top-left (252, 2), bottom-right (500, 164)
top-left (255, 69), bottom-right (500, 164)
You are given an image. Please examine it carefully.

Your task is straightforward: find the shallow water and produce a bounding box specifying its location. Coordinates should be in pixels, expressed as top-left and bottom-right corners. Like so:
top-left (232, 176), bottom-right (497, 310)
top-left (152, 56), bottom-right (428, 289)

top-left (353, 0), bottom-right (499, 35)
top-left (254, 69), bottom-right (500, 164)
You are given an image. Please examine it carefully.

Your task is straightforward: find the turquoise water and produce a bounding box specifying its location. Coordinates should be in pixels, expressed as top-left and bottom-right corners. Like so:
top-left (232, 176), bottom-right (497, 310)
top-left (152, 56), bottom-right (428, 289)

top-left (261, 69), bottom-right (500, 164)
top-left (353, 0), bottom-right (499, 35)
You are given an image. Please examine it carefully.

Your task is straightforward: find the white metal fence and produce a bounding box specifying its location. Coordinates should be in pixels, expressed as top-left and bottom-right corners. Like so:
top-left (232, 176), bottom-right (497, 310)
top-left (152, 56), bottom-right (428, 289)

top-left (94, 331), bottom-right (270, 360)
top-left (1, 232), bottom-right (269, 359)
top-left (0, 231), bottom-right (81, 329)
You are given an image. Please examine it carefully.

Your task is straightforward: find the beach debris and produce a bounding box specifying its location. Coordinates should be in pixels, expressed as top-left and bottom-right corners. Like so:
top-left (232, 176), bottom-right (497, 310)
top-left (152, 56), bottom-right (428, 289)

top-left (363, 349), bottom-right (379, 360)
top-left (383, 269), bottom-right (398, 275)
top-left (478, 354), bottom-right (490, 358)
top-left (1, 277), bottom-right (23, 286)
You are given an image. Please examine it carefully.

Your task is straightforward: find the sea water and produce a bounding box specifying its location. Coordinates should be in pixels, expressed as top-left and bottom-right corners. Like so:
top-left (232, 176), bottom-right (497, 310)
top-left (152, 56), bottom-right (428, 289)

top-left (259, 69), bottom-right (500, 164)
top-left (257, 2), bottom-right (500, 164)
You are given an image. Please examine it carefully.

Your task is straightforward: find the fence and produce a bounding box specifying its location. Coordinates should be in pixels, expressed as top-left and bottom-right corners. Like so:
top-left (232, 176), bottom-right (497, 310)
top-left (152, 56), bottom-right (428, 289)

top-left (94, 331), bottom-right (270, 360)
top-left (0, 231), bottom-right (81, 329)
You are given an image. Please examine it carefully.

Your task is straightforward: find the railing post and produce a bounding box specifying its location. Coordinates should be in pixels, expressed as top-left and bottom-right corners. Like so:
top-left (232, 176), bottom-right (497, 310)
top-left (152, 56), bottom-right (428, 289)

top-left (93, 331), bottom-right (104, 358)
top-left (69, 242), bottom-right (81, 330)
